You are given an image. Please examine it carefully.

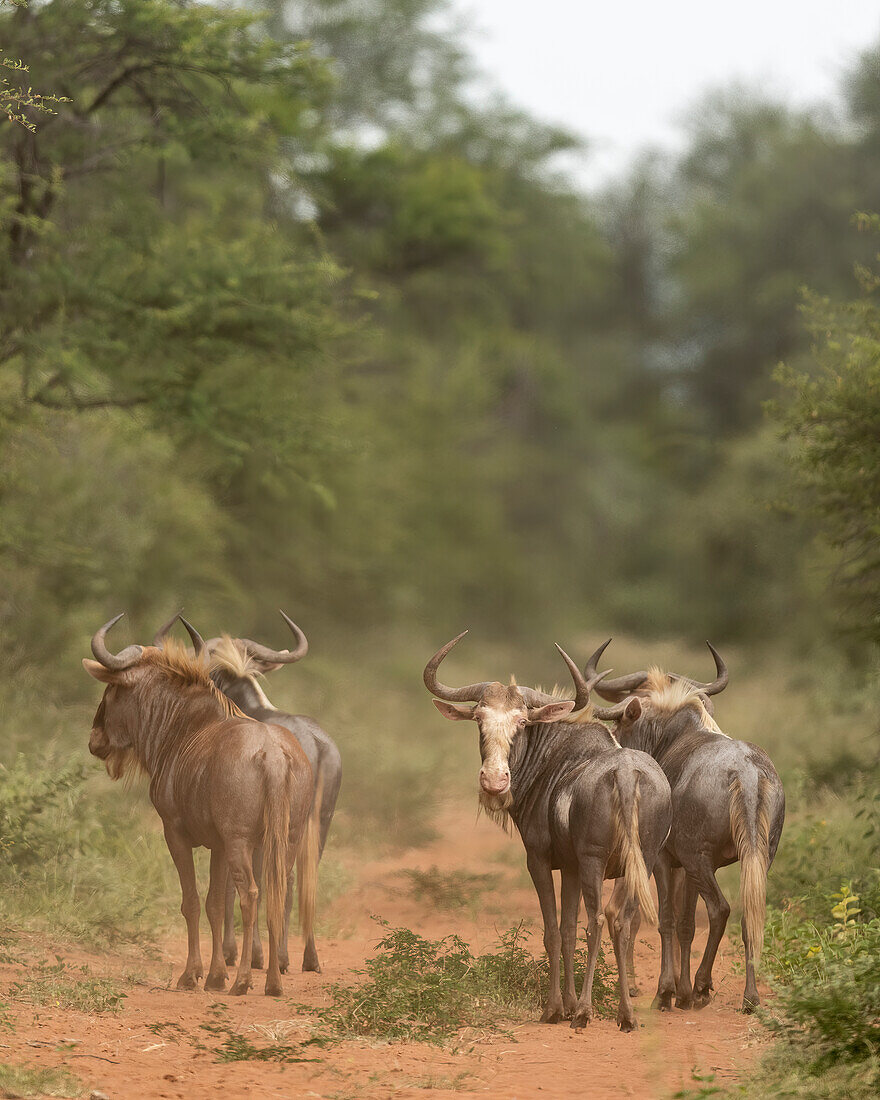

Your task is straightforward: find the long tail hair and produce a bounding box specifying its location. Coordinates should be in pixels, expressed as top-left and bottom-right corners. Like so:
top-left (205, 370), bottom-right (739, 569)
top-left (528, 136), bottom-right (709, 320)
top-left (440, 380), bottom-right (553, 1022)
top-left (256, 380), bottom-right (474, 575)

top-left (730, 774), bottom-right (772, 967)
top-left (262, 760), bottom-right (292, 963)
top-left (612, 771), bottom-right (658, 925)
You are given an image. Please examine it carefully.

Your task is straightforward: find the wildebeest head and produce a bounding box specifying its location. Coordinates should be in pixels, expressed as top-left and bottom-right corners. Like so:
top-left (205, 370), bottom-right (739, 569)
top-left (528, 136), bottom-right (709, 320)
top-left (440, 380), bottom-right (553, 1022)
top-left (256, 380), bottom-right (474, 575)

top-left (83, 613), bottom-right (207, 778)
top-left (153, 610), bottom-right (307, 708)
top-left (423, 632), bottom-right (576, 812)
top-left (582, 639), bottom-right (729, 711)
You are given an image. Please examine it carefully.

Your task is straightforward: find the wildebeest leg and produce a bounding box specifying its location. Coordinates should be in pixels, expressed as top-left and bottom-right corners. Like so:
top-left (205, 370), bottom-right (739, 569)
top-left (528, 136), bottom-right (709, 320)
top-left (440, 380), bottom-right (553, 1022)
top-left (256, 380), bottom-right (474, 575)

top-left (627, 904), bottom-right (642, 997)
top-left (280, 872), bottom-right (296, 974)
top-left (652, 851), bottom-right (677, 1011)
top-left (222, 873), bottom-right (237, 966)
top-left (571, 858), bottom-right (604, 1030)
top-left (227, 839), bottom-right (259, 996)
top-left (605, 877), bottom-right (639, 1032)
top-left (675, 873), bottom-right (699, 1009)
top-left (205, 847), bottom-right (230, 991)
top-left (671, 866), bottom-right (685, 993)
top-left (560, 867), bottom-right (580, 1018)
top-left (250, 846), bottom-right (265, 970)
top-left (741, 917), bottom-right (760, 1013)
top-left (302, 761), bottom-right (340, 973)
top-left (527, 853), bottom-right (563, 1023)
top-left (691, 858), bottom-right (730, 1009)
top-left (163, 824), bottom-right (203, 990)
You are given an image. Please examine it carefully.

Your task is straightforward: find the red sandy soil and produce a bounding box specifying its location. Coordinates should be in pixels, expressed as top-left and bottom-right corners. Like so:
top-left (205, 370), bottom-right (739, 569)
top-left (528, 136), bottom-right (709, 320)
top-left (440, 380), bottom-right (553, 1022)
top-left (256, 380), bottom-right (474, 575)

top-left (0, 806), bottom-right (767, 1099)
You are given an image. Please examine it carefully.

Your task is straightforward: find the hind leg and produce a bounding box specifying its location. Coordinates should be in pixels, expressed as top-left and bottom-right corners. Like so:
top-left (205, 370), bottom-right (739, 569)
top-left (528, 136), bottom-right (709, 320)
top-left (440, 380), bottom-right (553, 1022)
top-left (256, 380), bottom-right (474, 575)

top-left (606, 877), bottom-right (639, 1032)
top-left (627, 904), bottom-right (642, 997)
top-left (652, 852), bottom-right (677, 1011)
top-left (205, 848), bottom-right (230, 991)
top-left (675, 873), bottom-right (699, 1009)
top-left (560, 867), bottom-right (580, 1018)
top-left (250, 846), bottom-right (265, 970)
top-left (741, 921), bottom-right (760, 1013)
top-left (526, 853), bottom-right (563, 1023)
top-left (226, 840), bottom-right (259, 996)
top-left (690, 858), bottom-right (730, 1009)
top-left (222, 871), bottom-right (238, 966)
top-left (571, 858), bottom-right (605, 1030)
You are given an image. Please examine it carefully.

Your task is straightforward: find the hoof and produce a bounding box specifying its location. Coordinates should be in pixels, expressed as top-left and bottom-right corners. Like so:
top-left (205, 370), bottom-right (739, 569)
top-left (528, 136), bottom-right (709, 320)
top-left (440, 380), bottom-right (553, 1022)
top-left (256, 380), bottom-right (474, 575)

top-left (562, 1001), bottom-right (577, 1020)
top-left (692, 990), bottom-right (711, 1009)
top-left (301, 959), bottom-right (321, 974)
top-left (223, 949), bottom-right (237, 966)
top-left (265, 979), bottom-right (284, 997)
top-left (540, 1007), bottom-right (563, 1024)
top-left (228, 978), bottom-right (252, 996)
top-left (570, 1008), bottom-right (592, 1030)
top-left (204, 972), bottom-right (228, 992)
top-left (176, 972), bottom-right (200, 991)
top-left (652, 991), bottom-right (674, 1011)
top-left (675, 995), bottom-right (693, 1010)
top-left (617, 1015), bottom-right (637, 1033)
top-left (742, 997), bottom-right (759, 1014)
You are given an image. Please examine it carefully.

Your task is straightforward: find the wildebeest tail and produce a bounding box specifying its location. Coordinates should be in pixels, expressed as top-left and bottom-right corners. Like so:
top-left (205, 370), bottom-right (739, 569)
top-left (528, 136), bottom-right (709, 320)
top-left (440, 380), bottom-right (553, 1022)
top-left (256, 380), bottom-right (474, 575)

top-left (262, 756), bottom-right (292, 962)
top-left (296, 772), bottom-right (323, 944)
top-left (730, 773), bottom-right (772, 967)
top-left (612, 771), bottom-right (658, 925)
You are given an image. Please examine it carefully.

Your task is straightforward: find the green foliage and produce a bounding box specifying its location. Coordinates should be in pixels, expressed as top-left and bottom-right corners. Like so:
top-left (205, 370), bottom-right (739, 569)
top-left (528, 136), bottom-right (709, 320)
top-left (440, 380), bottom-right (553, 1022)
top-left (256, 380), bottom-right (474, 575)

top-left (9, 957), bottom-right (126, 1013)
top-left (0, 1062), bottom-right (80, 1099)
top-left (313, 921), bottom-right (613, 1045)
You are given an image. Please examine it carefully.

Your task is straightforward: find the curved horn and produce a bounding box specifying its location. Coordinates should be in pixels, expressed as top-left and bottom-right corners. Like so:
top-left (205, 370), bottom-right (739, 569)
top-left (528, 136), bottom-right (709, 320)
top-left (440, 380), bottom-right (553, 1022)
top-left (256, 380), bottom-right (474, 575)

top-left (555, 644), bottom-right (615, 714)
top-left (91, 613), bottom-right (143, 671)
top-left (152, 612), bottom-right (180, 648)
top-left (585, 639), bottom-right (651, 702)
top-left (423, 631), bottom-right (492, 702)
top-left (240, 610), bottom-right (308, 666)
top-left (178, 616), bottom-right (205, 658)
top-left (676, 641), bottom-right (728, 697)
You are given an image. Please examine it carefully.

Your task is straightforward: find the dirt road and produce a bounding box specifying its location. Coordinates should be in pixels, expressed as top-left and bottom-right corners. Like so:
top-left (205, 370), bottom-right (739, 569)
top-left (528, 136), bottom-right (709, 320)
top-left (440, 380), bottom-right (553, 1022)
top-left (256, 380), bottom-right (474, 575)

top-left (0, 805), bottom-right (764, 1099)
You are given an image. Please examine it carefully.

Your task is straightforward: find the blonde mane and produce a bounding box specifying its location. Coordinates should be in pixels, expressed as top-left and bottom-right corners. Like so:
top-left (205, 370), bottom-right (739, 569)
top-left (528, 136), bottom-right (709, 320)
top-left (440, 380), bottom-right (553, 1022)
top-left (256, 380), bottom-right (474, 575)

top-left (642, 667), bottom-right (724, 734)
top-left (208, 635), bottom-right (264, 679)
top-left (148, 639), bottom-right (246, 720)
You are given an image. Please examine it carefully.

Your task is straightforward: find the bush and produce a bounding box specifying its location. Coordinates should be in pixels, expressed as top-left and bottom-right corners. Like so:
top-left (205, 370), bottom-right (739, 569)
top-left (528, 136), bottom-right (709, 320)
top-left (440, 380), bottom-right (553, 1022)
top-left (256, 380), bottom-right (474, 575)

top-left (313, 921), bottom-right (614, 1045)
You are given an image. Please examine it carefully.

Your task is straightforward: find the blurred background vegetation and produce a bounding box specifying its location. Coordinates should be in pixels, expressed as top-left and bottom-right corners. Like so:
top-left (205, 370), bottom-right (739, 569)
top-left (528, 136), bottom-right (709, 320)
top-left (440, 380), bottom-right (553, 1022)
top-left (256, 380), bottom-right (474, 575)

top-left (1, 2), bottom-right (880, 1093)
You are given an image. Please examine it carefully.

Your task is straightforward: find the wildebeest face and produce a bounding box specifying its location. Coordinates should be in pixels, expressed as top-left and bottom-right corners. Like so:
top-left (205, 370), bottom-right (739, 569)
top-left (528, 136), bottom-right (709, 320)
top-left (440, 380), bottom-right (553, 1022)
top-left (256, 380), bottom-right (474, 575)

top-left (84, 662), bottom-right (143, 779)
top-left (433, 684), bottom-right (574, 811)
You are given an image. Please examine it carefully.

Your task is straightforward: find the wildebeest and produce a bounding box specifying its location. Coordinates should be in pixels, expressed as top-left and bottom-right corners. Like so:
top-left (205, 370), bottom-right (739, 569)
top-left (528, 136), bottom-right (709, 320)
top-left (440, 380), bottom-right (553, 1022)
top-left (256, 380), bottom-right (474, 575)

top-left (423, 632), bottom-right (672, 1031)
top-left (582, 641), bottom-right (785, 1012)
top-left (84, 614), bottom-right (319, 997)
top-left (199, 613), bottom-right (341, 975)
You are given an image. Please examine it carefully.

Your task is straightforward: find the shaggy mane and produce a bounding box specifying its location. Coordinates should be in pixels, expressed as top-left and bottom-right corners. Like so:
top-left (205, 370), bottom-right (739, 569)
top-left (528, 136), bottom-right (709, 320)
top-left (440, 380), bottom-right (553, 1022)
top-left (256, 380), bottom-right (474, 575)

top-left (642, 666), bottom-right (724, 734)
top-left (147, 639), bottom-right (245, 720)
top-left (208, 635), bottom-right (263, 679)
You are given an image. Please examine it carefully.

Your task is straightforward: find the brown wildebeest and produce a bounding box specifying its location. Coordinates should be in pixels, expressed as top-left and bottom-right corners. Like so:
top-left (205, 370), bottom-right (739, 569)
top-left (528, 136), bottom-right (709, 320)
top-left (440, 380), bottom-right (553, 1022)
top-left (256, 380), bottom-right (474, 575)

top-left (423, 632), bottom-right (672, 1032)
top-left (154, 611), bottom-right (341, 975)
top-left (84, 614), bottom-right (319, 997)
top-left (582, 641), bottom-right (785, 1012)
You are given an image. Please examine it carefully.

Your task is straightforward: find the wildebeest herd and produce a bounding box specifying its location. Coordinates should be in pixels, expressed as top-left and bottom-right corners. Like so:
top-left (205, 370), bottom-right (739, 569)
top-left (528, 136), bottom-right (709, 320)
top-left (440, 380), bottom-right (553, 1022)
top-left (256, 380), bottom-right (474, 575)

top-left (83, 613), bottom-right (784, 1032)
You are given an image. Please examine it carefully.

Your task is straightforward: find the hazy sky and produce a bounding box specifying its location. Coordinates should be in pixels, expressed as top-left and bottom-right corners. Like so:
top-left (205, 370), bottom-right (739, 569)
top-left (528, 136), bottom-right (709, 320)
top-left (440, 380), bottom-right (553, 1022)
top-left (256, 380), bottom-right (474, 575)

top-left (454, 0), bottom-right (880, 187)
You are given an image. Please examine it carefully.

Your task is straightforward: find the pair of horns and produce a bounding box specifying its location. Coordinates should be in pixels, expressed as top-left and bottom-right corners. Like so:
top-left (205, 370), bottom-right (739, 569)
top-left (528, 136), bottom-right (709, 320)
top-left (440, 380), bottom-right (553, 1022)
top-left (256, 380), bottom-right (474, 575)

top-left (422, 632), bottom-right (609, 713)
top-left (90, 612), bottom-right (203, 671)
top-left (423, 633), bottom-right (728, 721)
top-left (583, 639), bottom-right (728, 703)
top-left (153, 609), bottom-right (308, 665)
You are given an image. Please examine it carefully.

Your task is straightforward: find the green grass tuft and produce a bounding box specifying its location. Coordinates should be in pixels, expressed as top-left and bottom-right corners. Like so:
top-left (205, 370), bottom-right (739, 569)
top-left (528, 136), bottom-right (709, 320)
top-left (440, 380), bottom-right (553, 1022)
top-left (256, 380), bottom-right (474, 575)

top-left (9, 958), bottom-right (126, 1014)
top-left (0, 1061), bottom-right (81, 1099)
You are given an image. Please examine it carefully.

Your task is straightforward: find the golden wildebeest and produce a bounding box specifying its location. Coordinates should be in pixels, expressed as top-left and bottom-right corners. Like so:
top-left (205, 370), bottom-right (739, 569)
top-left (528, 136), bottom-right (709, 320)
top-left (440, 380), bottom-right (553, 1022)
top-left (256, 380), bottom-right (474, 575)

top-left (83, 614), bottom-right (319, 997)
top-left (581, 640), bottom-right (785, 1013)
top-left (424, 632), bottom-right (672, 1032)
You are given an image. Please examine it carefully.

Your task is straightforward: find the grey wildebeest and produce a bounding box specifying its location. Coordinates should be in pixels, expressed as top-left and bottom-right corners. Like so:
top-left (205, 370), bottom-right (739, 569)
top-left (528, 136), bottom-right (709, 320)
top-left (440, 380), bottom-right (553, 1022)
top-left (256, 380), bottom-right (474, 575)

top-left (579, 641), bottom-right (785, 1013)
top-left (423, 632), bottom-right (672, 1032)
top-left (84, 614), bottom-right (319, 997)
top-left (154, 611), bottom-right (341, 975)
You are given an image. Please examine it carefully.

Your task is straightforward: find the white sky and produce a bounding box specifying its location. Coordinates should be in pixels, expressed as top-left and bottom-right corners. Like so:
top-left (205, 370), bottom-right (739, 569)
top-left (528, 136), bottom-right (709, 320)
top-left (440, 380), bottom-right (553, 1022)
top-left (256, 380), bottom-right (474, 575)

top-left (454, 0), bottom-right (880, 188)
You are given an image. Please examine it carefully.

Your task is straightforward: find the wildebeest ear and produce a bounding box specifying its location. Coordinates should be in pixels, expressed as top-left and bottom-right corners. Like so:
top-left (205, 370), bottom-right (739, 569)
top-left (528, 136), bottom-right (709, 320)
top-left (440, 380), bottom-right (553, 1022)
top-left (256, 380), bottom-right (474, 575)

top-left (528, 700), bottom-right (575, 724)
top-left (82, 658), bottom-right (119, 683)
top-left (624, 697), bottom-right (642, 721)
top-left (432, 699), bottom-right (476, 721)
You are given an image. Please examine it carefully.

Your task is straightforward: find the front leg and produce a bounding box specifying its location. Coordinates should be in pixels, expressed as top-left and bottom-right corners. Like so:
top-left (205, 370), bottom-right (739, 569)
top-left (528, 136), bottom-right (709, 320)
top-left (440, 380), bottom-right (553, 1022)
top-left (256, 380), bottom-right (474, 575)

top-left (560, 867), bottom-right (580, 1018)
top-left (526, 852), bottom-right (562, 1023)
top-left (163, 823), bottom-right (203, 990)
